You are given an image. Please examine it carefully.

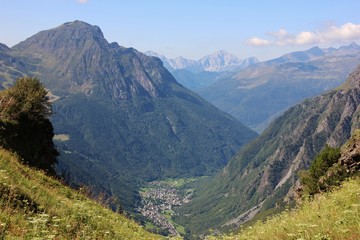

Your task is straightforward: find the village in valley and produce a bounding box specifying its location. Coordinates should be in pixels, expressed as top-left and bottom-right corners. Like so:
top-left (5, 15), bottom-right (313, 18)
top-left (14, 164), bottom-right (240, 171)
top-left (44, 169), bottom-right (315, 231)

top-left (138, 178), bottom-right (195, 236)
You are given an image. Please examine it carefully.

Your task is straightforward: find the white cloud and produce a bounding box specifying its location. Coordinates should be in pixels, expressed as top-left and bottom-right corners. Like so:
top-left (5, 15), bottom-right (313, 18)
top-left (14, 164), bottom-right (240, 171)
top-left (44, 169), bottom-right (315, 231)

top-left (247, 23), bottom-right (360, 46)
top-left (322, 23), bottom-right (360, 41)
top-left (246, 37), bottom-right (271, 46)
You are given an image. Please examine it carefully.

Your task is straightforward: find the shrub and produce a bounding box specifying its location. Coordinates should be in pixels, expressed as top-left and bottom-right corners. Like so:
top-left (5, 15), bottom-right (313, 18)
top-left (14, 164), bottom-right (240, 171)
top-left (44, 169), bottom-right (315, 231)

top-left (299, 145), bottom-right (340, 195)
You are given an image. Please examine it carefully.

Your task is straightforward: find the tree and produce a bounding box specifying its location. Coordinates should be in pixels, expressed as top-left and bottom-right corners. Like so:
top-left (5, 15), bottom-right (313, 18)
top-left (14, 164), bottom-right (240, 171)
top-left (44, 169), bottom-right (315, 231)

top-left (0, 77), bottom-right (58, 174)
top-left (0, 77), bottom-right (51, 121)
top-left (299, 145), bottom-right (340, 195)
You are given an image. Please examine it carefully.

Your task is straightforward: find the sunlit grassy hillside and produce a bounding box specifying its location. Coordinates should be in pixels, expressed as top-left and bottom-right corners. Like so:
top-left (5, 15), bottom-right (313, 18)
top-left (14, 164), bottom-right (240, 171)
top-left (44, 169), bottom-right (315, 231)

top-left (0, 148), bottom-right (162, 239)
top-left (208, 177), bottom-right (360, 240)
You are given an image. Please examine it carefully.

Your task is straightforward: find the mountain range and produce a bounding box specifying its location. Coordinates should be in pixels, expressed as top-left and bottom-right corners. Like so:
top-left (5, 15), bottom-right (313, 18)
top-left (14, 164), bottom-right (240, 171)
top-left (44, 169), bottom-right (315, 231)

top-left (0, 21), bottom-right (257, 212)
top-left (196, 44), bottom-right (360, 132)
top-left (147, 45), bottom-right (360, 133)
top-left (175, 63), bottom-right (360, 235)
top-left (146, 50), bottom-right (258, 73)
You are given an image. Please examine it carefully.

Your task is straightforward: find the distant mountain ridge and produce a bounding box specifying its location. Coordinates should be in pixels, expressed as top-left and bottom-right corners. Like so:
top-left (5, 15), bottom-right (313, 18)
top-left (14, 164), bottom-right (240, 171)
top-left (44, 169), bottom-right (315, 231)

top-left (145, 50), bottom-right (259, 72)
top-left (198, 43), bottom-right (360, 132)
top-left (0, 21), bottom-right (257, 213)
top-left (175, 63), bottom-right (360, 235)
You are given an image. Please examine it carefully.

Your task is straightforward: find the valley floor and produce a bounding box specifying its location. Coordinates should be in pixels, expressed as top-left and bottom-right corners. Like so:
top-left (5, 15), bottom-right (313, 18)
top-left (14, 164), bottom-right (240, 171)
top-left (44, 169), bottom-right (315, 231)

top-left (138, 178), bottom-right (197, 236)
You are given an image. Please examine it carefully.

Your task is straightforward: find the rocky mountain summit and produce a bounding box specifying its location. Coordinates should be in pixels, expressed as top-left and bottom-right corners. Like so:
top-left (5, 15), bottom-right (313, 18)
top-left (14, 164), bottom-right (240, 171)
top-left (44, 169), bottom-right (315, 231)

top-left (14, 21), bottom-right (176, 99)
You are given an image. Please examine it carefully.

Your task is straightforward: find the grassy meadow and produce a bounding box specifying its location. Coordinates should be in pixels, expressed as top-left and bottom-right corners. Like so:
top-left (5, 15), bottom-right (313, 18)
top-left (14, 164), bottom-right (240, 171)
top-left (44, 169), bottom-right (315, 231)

top-left (208, 177), bottom-right (360, 240)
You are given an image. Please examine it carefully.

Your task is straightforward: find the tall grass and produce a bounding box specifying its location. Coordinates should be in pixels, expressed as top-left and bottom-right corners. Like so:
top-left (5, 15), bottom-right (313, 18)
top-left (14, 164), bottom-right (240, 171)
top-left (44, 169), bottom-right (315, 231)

top-left (208, 177), bottom-right (360, 240)
top-left (0, 148), bottom-right (165, 239)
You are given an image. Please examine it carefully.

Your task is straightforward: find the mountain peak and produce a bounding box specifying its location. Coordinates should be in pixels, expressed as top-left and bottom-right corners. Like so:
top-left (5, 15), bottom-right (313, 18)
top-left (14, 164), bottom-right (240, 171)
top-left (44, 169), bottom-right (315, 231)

top-left (12, 21), bottom-right (179, 98)
top-left (212, 49), bottom-right (236, 57)
top-left (59, 20), bottom-right (104, 37)
top-left (14, 20), bottom-right (108, 56)
top-left (349, 42), bottom-right (359, 47)
top-left (341, 42), bottom-right (360, 50)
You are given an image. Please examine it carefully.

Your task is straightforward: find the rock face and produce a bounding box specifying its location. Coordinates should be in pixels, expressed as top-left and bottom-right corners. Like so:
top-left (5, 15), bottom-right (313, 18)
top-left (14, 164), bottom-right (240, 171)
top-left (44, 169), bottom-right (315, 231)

top-left (330, 129), bottom-right (360, 176)
top-left (176, 64), bottom-right (360, 235)
top-left (1, 21), bottom-right (257, 212)
top-left (338, 135), bottom-right (360, 174)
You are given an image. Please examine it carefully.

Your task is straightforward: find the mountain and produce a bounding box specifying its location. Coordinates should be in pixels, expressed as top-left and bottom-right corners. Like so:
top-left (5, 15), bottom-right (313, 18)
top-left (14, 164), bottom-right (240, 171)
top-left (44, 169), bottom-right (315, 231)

top-left (198, 43), bottom-right (360, 132)
top-left (0, 43), bottom-right (39, 90)
top-left (268, 46), bottom-right (325, 64)
top-left (146, 50), bottom-right (258, 73)
top-left (1, 21), bottom-right (257, 213)
top-left (198, 50), bottom-right (258, 72)
top-left (145, 50), bottom-right (258, 92)
top-left (174, 64), bottom-right (360, 235)
top-left (0, 147), bottom-right (160, 239)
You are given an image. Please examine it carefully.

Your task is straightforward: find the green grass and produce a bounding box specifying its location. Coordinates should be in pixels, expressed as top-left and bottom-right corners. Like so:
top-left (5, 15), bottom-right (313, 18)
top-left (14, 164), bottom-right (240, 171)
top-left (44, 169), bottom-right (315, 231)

top-left (208, 177), bottom-right (360, 240)
top-left (159, 177), bottom-right (207, 188)
top-left (162, 210), bottom-right (186, 236)
top-left (0, 148), bottom-right (165, 239)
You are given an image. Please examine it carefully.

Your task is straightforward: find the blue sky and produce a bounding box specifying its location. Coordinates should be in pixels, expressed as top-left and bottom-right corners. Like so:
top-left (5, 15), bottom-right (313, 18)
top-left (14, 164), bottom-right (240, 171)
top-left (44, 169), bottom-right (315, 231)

top-left (1, 0), bottom-right (360, 60)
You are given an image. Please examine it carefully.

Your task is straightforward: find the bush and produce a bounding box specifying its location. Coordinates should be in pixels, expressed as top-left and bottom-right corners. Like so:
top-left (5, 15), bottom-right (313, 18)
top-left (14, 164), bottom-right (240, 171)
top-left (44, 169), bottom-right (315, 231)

top-left (299, 145), bottom-right (340, 195)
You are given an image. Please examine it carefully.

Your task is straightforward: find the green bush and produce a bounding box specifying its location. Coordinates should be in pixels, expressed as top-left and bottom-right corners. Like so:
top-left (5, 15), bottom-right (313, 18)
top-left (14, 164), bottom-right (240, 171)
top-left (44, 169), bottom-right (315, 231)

top-left (299, 145), bottom-right (340, 195)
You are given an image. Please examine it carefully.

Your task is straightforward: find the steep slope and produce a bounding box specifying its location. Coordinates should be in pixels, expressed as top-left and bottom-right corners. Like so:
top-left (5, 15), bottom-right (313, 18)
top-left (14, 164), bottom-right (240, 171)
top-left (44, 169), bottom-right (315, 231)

top-left (8, 21), bottom-right (257, 212)
top-left (0, 148), bottom-right (161, 239)
top-left (210, 131), bottom-right (360, 239)
top-left (199, 44), bottom-right (360, 132)
top-left (175, 64), bottom-right (360, 235)
top-left (0, 43), bottom-right (38, 89)
top-left (209, 178), bottom-right (360, 240)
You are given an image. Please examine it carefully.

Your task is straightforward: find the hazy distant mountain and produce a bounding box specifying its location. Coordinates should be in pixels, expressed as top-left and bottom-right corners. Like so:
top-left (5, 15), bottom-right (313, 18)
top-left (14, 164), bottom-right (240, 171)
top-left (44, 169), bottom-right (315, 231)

top-left (176, 63), bottom-right (360, 236)
top-left (145, 50), bottom-right (258, 73)
top-left (199, 50), bottom-right (258, 72)
top-left (145, 50), bottom-right (258, 91)
top-left (199, 43), bottom-right (360, 132)
top-left (2, 21), bottom-right (257, 212)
